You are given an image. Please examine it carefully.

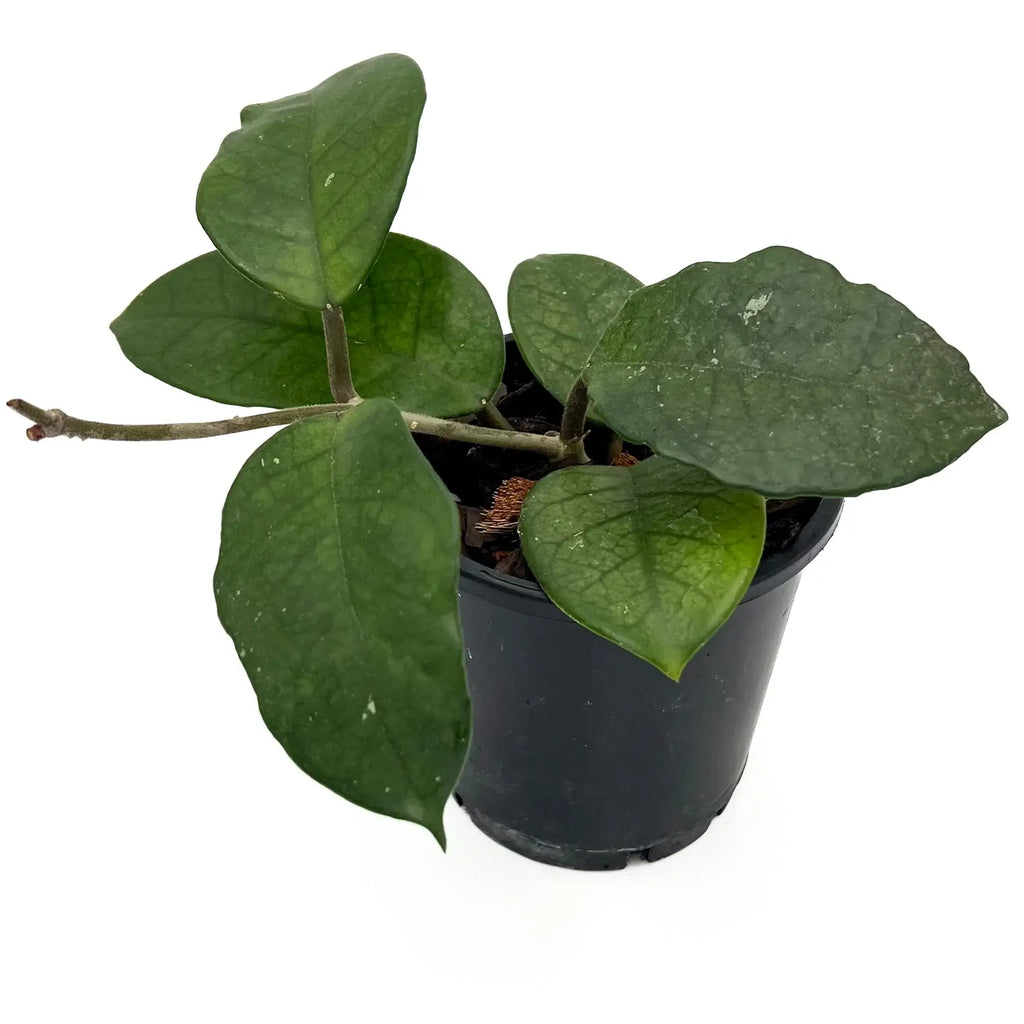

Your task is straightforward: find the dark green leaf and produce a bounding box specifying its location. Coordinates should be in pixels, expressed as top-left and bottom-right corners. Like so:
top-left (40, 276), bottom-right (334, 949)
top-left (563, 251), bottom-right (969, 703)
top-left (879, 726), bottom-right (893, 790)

top-left (197, 54), bottom-right (425, 310)
top-left (519, 457), bottom-right (765, 678)
top-left (508, 254), bottom-right (641, 408)
top-left (111, 236), bottom-right (504, 416)
top-left (214, 400), bottom-right (469, 847)
top-left (588, 246), bottom-right (1007, 496)
top-left (345, 234), bottom-right (505, 417)
top-left (111, 252), bottom-right (330, 408)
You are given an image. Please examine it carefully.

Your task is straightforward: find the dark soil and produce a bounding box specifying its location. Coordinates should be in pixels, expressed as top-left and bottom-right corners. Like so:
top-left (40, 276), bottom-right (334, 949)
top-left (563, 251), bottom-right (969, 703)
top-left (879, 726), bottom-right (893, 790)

top-left (417, 337), bottom-right (821, 582)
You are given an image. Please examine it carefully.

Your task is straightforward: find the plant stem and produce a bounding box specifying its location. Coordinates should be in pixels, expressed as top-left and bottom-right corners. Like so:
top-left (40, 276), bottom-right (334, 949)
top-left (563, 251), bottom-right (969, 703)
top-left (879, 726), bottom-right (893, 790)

top-left (7, 398), bottom-right (565, 458)
top-left (403, 411), bottom-right (561, 454)
top-left (559, 377), bottom-right (591, 465)
top-left (480, 400), bottom-right (514, 431)
top-left (322, 305), bottom-right (358, 403)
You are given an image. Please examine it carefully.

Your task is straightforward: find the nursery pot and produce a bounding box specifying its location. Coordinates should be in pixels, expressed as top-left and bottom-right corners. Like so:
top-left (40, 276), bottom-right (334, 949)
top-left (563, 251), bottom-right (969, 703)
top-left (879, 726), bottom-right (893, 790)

top-left (454, 498), bottom-right (843, 869)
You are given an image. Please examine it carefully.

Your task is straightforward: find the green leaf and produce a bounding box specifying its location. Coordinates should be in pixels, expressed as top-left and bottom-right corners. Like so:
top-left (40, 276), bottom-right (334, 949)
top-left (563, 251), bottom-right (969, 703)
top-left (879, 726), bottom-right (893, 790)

top-left (214, 399), bottom-right (469, 847)
top-left (111, 235), bottom-right (504, 416)
top-left (111, 252), bottom-right (331, 408)
top-left (197, 53), bottom-right (425, 310)
top-left (519, 457), bottom-right (765, 678)
top-left (587, 246), bottom-right (1007, 496)
top-left (508, 253), bottom-right (641, 407)
top-left (345, 234), bottom-right (505, 417)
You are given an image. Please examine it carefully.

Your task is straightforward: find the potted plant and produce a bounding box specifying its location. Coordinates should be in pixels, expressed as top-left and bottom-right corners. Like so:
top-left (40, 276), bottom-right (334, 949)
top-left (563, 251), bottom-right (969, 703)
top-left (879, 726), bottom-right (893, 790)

top-left (8, 53), bottom-right (1006, 869)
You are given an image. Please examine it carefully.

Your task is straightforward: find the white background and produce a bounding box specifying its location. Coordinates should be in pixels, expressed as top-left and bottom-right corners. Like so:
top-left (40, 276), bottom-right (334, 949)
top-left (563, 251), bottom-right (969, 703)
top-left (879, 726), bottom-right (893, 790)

top-left (3, 2), bottom-right (1021, 1020)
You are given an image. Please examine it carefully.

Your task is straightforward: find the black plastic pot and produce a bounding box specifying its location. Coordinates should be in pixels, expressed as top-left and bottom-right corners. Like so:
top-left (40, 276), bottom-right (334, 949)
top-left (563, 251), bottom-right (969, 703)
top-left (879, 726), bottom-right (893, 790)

top-left (454, 498), bottom-right (843, 869)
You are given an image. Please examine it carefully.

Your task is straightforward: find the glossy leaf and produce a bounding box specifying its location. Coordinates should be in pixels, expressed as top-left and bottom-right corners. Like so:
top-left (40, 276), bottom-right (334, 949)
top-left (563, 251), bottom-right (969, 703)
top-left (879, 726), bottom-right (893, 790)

top-left (111, 235), bottom-right (504, 416)
top-left (345, 234), bottom-right (505, 416)
top-left (508, 253), bottom-right (641, 407)
top-left (588, 246), bottom-right (1007, 496)
top-left (519, 457), bottom-right (765, 678)
top-left (214, 400), bottom-right (469, 847)
top-left (197, 54), bottom-right (425, 310)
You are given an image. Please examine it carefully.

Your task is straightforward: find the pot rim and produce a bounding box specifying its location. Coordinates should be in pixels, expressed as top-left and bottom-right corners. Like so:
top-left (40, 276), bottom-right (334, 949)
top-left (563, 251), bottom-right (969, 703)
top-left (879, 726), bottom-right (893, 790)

top-left (459, 497), bottom-right (843, 614)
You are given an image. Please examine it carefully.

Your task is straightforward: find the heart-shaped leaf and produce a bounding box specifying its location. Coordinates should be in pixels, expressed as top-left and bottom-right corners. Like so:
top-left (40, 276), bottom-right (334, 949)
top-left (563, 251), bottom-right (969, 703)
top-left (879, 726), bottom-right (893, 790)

top-left (508, 253), bottom-right (641, 407)
top-left (587, 246), bottom-right (1007, 496)
top-left (214, 399), bottom-right (469, 847)
top-left (111, 235), bottom-right (504, 416)
top-left (519, 457), bottom-right (765, 678)
top-left (197, 53), bottom-right (425, 310)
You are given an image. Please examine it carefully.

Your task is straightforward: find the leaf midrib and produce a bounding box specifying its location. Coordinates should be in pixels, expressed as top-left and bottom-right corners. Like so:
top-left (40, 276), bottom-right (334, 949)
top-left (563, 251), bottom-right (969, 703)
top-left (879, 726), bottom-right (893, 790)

top-left (599, 356), bottom-right (949, 401)
top-left (305, 95), bottom-right (330, 306)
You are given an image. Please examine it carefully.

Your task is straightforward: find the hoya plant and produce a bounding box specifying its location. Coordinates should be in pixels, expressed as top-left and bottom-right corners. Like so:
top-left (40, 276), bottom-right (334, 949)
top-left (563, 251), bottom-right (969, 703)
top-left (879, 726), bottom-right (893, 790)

top-left (9, 54), bottom-right (1006, 849)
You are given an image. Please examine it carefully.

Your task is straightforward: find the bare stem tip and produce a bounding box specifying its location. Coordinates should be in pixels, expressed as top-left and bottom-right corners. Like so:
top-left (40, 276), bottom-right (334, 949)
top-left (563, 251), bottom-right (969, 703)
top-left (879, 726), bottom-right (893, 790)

top-left (8, 399), bottom-right (61, 441)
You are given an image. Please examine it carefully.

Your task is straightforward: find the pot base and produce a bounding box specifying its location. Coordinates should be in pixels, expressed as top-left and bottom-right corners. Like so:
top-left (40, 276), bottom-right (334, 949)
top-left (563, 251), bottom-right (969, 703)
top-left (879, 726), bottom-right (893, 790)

top-left (454, 773), bottom-right (739, 870)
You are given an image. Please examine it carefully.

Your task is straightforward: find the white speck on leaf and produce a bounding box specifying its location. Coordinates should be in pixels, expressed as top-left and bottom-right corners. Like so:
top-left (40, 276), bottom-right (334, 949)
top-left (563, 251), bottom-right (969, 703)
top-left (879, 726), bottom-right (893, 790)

top-left (741, 291), bottom-right (772, 324)
top-left (324, 172), bottom-right (335, 187)
top-left (272, 457), bottom-right (280, 464)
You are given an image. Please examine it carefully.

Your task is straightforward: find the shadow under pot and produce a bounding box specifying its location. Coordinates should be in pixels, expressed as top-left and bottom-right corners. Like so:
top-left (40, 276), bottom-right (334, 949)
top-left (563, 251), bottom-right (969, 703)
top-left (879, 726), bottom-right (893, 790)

top-left (454, 497), bottom-right (843, 870)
